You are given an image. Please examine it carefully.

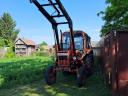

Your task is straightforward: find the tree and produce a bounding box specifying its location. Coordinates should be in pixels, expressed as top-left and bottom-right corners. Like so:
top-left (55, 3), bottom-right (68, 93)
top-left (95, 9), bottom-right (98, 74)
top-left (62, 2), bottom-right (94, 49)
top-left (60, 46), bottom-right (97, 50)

top-left (40, 41), bottom-right (48, 46)
top-left (98, 0), bottom-right (128, 36)
top-left (0, 13), bottom-right (19, 47)
top-left (0, 38), bottom-right (5, 47)
top-left (39, 41), bottom-right (48, 51)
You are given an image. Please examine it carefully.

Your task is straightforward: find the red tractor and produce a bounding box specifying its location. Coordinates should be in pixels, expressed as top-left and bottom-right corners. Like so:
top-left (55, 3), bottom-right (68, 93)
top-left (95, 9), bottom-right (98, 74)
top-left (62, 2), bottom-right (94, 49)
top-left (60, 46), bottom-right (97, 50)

top-left (30, 0), bottom-right (94, 87)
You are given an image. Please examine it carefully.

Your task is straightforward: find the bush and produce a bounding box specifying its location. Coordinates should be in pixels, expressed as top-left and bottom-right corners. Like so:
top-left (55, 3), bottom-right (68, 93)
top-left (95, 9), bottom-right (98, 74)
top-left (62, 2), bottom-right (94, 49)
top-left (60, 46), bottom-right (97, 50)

top-left (34, 51), bottom-right (49, 56)
top-left (4, 47), bottom-right (15, 58)
top-left (0, 39), bottom-right (5, 47)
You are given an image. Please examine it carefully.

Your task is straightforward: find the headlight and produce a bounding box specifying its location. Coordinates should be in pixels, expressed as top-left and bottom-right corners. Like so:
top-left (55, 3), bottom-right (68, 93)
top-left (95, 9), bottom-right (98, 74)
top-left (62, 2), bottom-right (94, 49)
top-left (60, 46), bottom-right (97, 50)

top-left (73, 56), bottom-right (76, 60)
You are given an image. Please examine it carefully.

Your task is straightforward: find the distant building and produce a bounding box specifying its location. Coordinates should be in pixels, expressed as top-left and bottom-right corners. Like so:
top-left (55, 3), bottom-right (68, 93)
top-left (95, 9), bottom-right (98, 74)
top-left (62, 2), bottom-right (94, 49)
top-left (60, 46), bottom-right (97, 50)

top-left (91, 41), bottom-right (101, 56)
top-left (15, 38), bottom-right (36, 56)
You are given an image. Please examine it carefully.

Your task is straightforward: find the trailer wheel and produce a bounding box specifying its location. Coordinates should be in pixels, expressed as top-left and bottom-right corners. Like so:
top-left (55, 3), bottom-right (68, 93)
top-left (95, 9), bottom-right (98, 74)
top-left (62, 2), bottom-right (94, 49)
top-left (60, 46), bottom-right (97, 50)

top-left (45, 66), bottom-right (56, 85)
top-left (77, 66), bottom-right (86, 87)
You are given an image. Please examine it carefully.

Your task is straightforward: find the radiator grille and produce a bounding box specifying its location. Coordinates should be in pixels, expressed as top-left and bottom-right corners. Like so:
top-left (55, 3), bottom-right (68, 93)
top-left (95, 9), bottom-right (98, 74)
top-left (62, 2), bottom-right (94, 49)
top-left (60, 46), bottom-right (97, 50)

top-left (58, 56), bottom-right (67, 60)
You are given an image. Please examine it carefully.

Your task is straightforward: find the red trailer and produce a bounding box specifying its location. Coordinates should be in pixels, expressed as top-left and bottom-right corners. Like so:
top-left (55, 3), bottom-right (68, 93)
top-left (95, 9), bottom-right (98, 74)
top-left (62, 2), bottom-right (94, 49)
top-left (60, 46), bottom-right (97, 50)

top-left (101, 30), bottom-right (128, 96)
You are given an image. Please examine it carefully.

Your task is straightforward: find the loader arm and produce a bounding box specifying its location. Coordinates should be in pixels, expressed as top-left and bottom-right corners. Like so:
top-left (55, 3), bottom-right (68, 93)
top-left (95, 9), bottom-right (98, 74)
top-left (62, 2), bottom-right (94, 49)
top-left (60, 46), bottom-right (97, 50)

top-left (30, 0), bottom-right (76, 55)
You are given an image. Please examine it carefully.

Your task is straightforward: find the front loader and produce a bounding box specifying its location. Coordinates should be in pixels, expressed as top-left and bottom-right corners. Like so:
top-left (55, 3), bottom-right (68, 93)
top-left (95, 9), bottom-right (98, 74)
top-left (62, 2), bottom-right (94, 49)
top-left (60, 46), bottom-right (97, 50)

top-left (30, 0), bottom-right (94, 87)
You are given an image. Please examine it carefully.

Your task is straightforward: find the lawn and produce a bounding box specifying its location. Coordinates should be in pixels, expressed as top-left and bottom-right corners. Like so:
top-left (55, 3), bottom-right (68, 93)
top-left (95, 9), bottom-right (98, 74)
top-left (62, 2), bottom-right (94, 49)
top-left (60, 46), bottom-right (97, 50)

top-left (0, 73), bottom-right (112, 96)
top-left (0, 56), bottom-right (53, 88)
top-left (0, 56), bottom-right (112, 96)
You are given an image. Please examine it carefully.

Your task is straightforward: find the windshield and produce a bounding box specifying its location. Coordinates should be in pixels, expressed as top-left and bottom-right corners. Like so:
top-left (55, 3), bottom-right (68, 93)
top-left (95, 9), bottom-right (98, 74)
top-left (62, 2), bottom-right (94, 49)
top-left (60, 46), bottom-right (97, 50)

top-left (62, 34), bottom-right (83, 50)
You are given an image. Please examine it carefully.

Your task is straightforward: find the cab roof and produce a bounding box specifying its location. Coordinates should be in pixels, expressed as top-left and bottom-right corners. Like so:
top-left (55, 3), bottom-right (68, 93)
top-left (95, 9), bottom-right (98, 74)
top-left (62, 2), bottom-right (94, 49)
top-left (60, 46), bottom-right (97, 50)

top-left (63, 30), bottom-right (90, 38)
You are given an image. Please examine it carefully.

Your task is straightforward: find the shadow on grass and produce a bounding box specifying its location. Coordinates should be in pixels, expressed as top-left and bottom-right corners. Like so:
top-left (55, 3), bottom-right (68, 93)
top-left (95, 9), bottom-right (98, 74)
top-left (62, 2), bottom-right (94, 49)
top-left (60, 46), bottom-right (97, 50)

top-left (0, 56), bottom-right (112, 96)
top-left (46, 73), bottom-right (112, 96)
top-left (0, 72), bottom-right (112, 96)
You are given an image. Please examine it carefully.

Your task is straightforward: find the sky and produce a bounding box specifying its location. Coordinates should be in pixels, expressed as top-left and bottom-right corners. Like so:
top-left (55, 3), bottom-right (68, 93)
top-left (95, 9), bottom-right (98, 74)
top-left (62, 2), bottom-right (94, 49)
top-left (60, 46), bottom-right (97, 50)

top-left (0, 0), bottom-right (106, 45)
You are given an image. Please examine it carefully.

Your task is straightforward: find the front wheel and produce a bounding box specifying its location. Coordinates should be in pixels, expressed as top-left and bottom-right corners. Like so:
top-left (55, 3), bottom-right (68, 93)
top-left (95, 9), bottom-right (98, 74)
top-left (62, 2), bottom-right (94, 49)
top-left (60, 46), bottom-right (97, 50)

top-left (76, 66), bottom-right (86, 87)
top-left (45, 66), bottom-right (56, 85)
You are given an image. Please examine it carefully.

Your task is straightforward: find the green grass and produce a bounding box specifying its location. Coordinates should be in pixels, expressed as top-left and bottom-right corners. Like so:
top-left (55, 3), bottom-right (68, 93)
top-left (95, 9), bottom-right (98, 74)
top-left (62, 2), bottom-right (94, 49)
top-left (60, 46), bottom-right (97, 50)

top-left (0, 56), bottom-right (53, 88)
top-left (0, 56), bottom-right (112, 96)
top-left (0, 73), bottom-right (112, 96)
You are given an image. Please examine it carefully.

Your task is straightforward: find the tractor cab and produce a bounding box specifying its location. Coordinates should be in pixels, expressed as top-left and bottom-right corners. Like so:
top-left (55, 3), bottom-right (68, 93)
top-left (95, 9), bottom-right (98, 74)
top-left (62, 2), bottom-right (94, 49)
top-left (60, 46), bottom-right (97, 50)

top-left (62, 31), bottom-right (84, 51)
top-left (61, 31), bottom-right (91, 51)
top-left (56, 30), bottom-right (92, 71)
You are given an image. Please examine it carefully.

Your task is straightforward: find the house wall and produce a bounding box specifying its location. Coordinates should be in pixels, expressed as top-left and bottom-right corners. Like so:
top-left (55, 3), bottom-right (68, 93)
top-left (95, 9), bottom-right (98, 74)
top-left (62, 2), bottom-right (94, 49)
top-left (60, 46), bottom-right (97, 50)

top-left (15, 44), bottom-right (27, 56)
top-left (26, 46), bottom-right (36, 55)
top-left (15, 39), bottom-right (36, 56)
top-left (15, 39), bottom-right (27, 56)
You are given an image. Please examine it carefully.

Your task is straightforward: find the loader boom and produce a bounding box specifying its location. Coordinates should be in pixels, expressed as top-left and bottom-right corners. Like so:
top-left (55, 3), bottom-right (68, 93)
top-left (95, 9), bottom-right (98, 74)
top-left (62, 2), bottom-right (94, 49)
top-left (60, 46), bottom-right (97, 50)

top-left (30, 0), bottom-right (94, 87)
top-left (30, 0), bottom-right (75, 55)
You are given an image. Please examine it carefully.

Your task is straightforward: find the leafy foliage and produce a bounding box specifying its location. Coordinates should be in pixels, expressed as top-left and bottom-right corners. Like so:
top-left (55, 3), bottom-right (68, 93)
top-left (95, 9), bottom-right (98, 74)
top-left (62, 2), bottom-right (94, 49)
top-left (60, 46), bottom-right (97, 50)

top-left (0, 13), bottom-right (19, 47)
top-left (4, 47), bottom-right (15, 58)
top-left (98, 0), bottom-right (128, 36)
top-left (0, 38), bottom-right (5, 47)
top-left (39, 41), bottom-right (48, 46)
top-left (35, 51), bottom-right (49, 56)
top-left (37, 41), bottom-right (47, 51)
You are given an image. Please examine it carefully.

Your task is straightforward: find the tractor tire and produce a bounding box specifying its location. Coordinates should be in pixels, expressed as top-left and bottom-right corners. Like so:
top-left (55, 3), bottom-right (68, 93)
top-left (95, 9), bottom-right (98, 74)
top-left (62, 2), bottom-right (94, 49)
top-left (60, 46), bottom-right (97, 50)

top-left (105, 72), bottom-right (112, 88)
top-left (77, 66), bottom-right (86, 87)
top-left (45, 66), bottom-right (56, 85)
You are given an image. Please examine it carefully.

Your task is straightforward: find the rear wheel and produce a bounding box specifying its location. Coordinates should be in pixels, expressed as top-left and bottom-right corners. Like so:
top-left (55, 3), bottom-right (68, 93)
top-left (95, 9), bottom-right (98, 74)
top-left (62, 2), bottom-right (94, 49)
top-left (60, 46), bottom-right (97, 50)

top-left (105, 72), bottom-right (112, 88)
top-left (77, 66), bottom-right (86, 87)
top-left (45, 66), bottom-right (56, 85)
